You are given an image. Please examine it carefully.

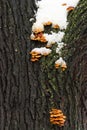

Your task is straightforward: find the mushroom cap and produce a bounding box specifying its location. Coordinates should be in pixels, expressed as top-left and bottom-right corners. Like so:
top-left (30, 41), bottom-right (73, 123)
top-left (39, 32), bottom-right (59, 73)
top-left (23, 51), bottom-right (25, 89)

top-left (43, 21), bottom-right (52, 26)
top-left (35, 55), bottom-right (42, 58)
top-left (61, 3), bottom-right (67, 6)
top-left (52, 24), bottom-right (60, 29)
top-left (46, 44), bottom-right (52, 48)
top-left (49, 108), bottom-right (66, 126)
top-left (55, 63), bottom-right (60, 67)
top-left (61, 63), bottom-right (67, 70)
top-left (67, 6), bottom-right (74, 11)
top-left (32, 22), bottom-right (44, 33)
top-left (43, 53), bottom-right (49, 56)
top-left (50, 109), bottom-right (62, 113)
top-left (30, 51), bottom-right (40, 55)
top-left (31, 58), bottom-right (39, 62)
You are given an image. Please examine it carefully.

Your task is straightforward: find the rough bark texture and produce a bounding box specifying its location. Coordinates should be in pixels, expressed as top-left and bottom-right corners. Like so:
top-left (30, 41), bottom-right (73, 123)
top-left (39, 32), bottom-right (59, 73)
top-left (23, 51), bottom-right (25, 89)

top-left (0, 0), bottom-right (87, 130)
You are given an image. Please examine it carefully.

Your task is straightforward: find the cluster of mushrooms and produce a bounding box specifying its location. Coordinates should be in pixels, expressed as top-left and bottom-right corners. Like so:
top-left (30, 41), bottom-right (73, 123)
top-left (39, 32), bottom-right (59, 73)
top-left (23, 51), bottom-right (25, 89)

top-left (66, 6), bottom-right (74, 11)
top-left (30, 51), bottom-right (41, 62)
top-left (30, 32), bottom-right (47, 43)
top-left (30, 3), bottom-right (74, 67)
top-left (62, 3), bottom-right (75, 11)
top-left (50, 108), bottom-right (66, 127)
top-left (30, 21), bottom-right (60, 43)
top-left (30, 21), bottom-right (59, 62)
top-left (55, 62), bottom-right (67, 71)
top-left (30, 47), bottom-right (52, 62)
top-left (55, 57), bottom-right (67, 71)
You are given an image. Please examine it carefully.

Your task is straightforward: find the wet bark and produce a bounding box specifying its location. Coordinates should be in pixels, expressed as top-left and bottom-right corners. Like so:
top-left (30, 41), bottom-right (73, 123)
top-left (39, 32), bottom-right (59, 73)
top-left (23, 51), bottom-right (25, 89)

top-left (0, 0), bottom-right (87, 130)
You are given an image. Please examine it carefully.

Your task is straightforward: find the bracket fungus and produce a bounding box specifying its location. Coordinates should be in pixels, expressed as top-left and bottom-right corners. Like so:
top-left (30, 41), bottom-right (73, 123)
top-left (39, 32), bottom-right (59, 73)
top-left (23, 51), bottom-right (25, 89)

top-left (61, 3), bottom-right (67, 6)
top-left (32, 22), bottom-right (44, 33)
top-left (30, 51), bottom-right (41, 62)
top-left (30, 32), bottom-right (47, 43)
top-left (55, 57), bottom-right (67, 71)
top-left (50, 108), bottom-right (66, 127)
top-left (30, 0), bottom-right (79, 63)
top-left (43, 21), bottom-right (52, 26)
top-left (66, 6), bottom-right (75, 11)
top-left (52, 24), bottom-right (60, 29)
top-left (30, 47), bottom-right (52, 62)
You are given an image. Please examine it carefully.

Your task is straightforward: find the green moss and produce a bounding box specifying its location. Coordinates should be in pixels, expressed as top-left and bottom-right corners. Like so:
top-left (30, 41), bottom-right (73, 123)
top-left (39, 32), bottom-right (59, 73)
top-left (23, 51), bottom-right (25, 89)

top-left (40, 2), bottom-right (87, 125)
top-left (60, 0), bottom-right (87, 63)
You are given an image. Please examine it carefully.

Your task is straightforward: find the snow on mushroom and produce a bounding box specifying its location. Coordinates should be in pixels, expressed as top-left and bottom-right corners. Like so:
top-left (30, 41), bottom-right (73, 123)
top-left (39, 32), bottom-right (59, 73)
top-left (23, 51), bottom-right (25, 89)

top-left (32, 22), bottom-right (44, 33)
top-left (30, 47), bottom-right (52, 62)
top-left (55, 57), bottom-right (67, 71)
top-left (66, 6), bottom-right (74, 11)
top-left (30, 32), bottom-right (47, 43)
top-left (30, 0), bottom-right (80, 66)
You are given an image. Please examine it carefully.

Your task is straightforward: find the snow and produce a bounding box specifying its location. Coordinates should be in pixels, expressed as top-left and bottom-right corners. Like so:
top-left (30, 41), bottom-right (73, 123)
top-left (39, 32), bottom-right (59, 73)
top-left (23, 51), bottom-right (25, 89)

top-left (44, 31), bottom-right (65, 46)
top-left (32, 22), bottom-right (44, 33)
top-left (30, 0), bottom-right (79, 65)
top-left (34, 0), bottom-right (79, 30)
top-left (55, 57), bottom-right (66, 66)
top-left (56, 42), bottom-right (64, 54)
top-left (30, 47), bottom-right (52, 55)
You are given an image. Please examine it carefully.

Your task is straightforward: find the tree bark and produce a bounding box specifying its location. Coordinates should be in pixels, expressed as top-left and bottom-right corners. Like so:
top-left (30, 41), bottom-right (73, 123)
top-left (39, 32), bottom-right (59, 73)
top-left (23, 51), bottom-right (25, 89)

top-left (0, 0), bottom-right (87, 130)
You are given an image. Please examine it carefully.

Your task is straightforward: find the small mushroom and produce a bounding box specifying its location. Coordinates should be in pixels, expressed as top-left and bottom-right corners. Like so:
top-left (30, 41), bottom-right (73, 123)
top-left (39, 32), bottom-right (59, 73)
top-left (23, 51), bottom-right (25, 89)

top-left (30, 32), bottom-right (47, 43)
top-left (52, 24), bottom-right (60, 29)
top-left (61, 63), bottom-right (67, 71)
top-left (67, 6), bottom-right (74, 11)
top-left (61, 3), bottom-right (67, 6)
top-left (43, 21), bottom-right (52, 26)
top-left (31, 58), bottom-right (39, 62)
top-left (30, 51), bottom-right (39, 55)
top-left (55, 63), bottom-right (60, 69)
top-left (35, 55), bottom-right (42, 58)
top-left (46, 44), bottom-right (52, 48)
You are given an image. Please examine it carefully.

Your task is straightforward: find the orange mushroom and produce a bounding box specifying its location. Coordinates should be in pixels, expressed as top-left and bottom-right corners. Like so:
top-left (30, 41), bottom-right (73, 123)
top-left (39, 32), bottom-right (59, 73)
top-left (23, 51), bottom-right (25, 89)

top-left (31, 55), bottom-right (41, 62)
top-left (30, 51), bottom-right (40, 55)
top-left (35, 55), bottom-right (41, 58)
top-left (55, 58), bottom-right (67, 71)
top-left (53, 24), bottom-right (60, 29)
top-left (67, 6), bottom-right (74, 11)
top-left (34, 28), bottom-right (43, 33)
top-left (30, 32), bottom-right (47, 43)
top-left (42, 53), bottom-right (49, 56)
top-left (40, 35), bottom-right (47, 42)
top-left (55, 63), bottom-right (60, 69)
top-left (30, 50), bottom-right (42, 62)
top-left (43, 21), bottom-right (52, 26)
top-left (31, 58), bottom-right (39, 62)
top-left (61, 63), bottom-right (67, 71)
top-left (49, 108), bottom-right (66, 127)
top-left (46, 44), bottom-right (52, 48)
top-left (62, 3), bottom-right (67, 6)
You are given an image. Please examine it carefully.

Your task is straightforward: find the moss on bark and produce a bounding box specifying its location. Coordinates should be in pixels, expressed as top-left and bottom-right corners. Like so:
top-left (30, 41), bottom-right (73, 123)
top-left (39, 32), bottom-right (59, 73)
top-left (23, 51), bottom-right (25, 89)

top-left (40, 0), bottom-right (87, 130)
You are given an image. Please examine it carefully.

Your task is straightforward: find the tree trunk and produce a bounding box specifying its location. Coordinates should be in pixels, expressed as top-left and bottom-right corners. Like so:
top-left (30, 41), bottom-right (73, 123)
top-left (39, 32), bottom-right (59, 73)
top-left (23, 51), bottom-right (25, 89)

top-left (0, 0), bottom-right (87, 130)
